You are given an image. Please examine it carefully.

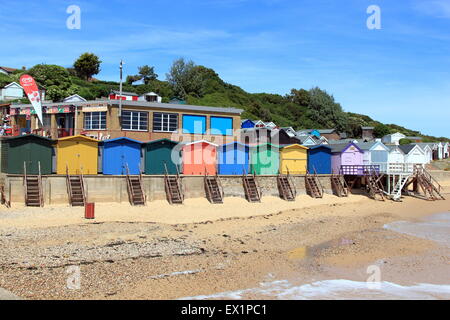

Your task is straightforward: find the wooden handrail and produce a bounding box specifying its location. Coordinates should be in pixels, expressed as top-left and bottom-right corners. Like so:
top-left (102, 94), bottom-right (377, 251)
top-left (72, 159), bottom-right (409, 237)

top-left (79, 166), bottom-right (86, 206)
top-left (313, 166), bottom-right (324, 195)
top-left (285, 165), bottom-right (297, 198)
top-left (23, 161), bottom-right (27, 205)
top-left (125, 162), bottom-right (132, 205)
top-left (38, 161), bottom-right (43, 207)
top-left (139, 170), bottom-right (147, 204)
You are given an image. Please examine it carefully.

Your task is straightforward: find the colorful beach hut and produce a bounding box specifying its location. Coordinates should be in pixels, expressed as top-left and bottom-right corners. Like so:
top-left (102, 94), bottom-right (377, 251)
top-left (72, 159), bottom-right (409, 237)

top-left (330, 142), bottom-right (364, 174)
top-left (307, 145), bottom-right (332, 174)
top-left (102, 137), bottom-right (143, 175)
top-left (218, 142), bottom-right (250, 175)
top-left (250, 143), bottom-right (280, 175)
top-left (56, 135), bottom-right (99, 175)
top-left (1, 134), bottom-right (53, 175)
top-left (279, 144), bottom-right (308, 174)
top-left (182, 140), bottom-right (218, 175)
top-left (144, 139), bottom-right (181, 175)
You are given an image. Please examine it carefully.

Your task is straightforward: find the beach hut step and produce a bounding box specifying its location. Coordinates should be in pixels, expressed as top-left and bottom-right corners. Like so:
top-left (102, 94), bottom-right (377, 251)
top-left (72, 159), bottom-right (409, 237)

top-left (66, 174), bottom-right (86, 207)
top-left (126, 175), bottom-right (146, 206)
top-left (413, 165), bottom-right (445, 201)
top-left (24, 174), bottom-right (44, 207)
top-left (164, 175), bottom-right (184, 205)
top-left (204, 175), bottom-right (224, 204)
top-left (277, 175), bottom-right (296, 201)
top-left (305, 173), bottom-right (323, 199)
top-left (331, 174), bottom-right (348, 197)
top-left (243, 175), bottom-right (261, 203)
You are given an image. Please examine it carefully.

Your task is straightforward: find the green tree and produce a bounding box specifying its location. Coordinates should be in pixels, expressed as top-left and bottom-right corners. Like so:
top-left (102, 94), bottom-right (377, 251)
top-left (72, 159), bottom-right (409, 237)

top-left (288, 88), bottom-right (310, 107)
top-left (166, 58), bottom-right (203, 99)
top-left (46, 85), bottom-right (67, 102)
top-left (138, 65), bottom-right (158, 84)
top-left (307, 87), bottom-right (348, 132)
top-left (373, 123), bottom-right (391, 138)
top-left (126, 75), bottom-right (141, 85)
top-left (73, 53), bottom-right (102, 81)
top-left (399, 138), bottom-right (413, 145)
top-left (28, 64), bottom-right (71, 89)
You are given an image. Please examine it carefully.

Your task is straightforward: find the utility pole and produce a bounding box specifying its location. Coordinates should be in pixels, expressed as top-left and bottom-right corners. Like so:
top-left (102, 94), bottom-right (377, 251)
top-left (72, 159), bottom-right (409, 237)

top-left (119, 60), bottom-right (123, 121)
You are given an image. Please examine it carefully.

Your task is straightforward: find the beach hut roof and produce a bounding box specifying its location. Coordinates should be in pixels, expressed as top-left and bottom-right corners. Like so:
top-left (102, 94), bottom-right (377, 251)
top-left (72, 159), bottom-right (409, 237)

top-left (386, 145), bottom-right (405, 153)
top-left (182, 140), bottom-right (218, 147)
top-left (399, 144), bottom-right (422, 155)
top-left (357, 140), bottom-right (389, 152)
top-left (102, 137), bottom-right (143, 144)
top-left (58, 135), bottom-right (100, 142)
top-left (144, 138), bottom-right (178, 145)
top-left (4, 134), bottom-right (53, 142)
top-left (308, 144), bottom-right (332, 150)
top-left (330, 142), bottom-right (363, 153)
top-left (281, 144), bottom-right (309, 150)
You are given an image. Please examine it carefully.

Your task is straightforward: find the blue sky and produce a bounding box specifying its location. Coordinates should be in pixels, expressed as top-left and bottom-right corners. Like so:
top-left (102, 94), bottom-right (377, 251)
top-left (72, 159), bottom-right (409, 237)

top-left (1, 0), bottom-right (449, 137)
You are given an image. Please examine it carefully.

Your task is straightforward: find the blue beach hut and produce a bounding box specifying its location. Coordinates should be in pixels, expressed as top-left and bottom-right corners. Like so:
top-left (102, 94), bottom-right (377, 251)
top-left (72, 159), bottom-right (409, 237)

top-left (307, 145), bottom-right (332, 174)
top-left (241, 119), bottom-right (256, 129)
top-left (218, 142), bottom-right (250, 175)
top-left (102, 137), bottom-right (143, 175)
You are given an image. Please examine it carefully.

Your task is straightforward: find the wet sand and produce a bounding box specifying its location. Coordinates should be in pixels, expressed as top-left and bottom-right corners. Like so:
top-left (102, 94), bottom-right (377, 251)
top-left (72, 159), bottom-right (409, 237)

top-left (0, 191), bottom-right (449, 300)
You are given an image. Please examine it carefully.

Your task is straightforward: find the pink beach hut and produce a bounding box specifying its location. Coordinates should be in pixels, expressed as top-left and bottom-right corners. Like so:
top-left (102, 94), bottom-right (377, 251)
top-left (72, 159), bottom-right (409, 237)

top-left (330, 142), bottom-right (364, 174)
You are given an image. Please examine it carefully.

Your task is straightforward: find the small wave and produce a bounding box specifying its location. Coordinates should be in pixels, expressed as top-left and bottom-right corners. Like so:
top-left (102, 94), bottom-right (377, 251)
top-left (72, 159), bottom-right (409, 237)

top-left (180, 279), bottom-right (450, 300)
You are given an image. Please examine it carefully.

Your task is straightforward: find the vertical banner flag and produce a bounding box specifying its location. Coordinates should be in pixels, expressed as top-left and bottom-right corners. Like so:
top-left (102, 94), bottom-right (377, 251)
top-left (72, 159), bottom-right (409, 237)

top-left (20, 74), bottom-right (43, 125)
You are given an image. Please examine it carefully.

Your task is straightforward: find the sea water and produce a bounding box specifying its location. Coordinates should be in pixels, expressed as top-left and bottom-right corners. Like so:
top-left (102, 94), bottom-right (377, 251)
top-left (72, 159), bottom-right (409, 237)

top-left (181, 212), bottom-right (450, 300)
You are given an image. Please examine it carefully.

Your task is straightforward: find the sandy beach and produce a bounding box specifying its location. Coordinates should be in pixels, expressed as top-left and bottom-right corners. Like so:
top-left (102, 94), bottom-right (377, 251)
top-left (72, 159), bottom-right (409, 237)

top-left (0, 187), bottom-right (449, 299)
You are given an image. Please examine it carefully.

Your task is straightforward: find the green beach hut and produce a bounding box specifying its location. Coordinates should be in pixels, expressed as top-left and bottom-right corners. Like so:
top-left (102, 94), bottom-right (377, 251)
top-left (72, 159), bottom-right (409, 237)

top-left (250, 143), bottom-right (280, 175)
top-left (144, 139), bottom-right (181, 175)
top-left (1, 134), bottom-right (54, 175)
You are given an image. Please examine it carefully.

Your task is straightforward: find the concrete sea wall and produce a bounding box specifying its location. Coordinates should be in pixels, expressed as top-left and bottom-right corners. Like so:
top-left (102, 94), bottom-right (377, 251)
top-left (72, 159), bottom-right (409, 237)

top-left (2, 174), bottom-right (333, 205)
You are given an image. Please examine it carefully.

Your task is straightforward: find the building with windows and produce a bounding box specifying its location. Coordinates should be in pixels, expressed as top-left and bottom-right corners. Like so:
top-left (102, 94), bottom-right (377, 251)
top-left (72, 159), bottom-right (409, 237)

top-left (8, 100), bottom-right (243, 142)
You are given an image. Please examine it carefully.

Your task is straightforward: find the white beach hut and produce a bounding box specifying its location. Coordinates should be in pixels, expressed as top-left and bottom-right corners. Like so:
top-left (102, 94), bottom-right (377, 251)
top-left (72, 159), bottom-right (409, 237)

top-left (399, 144), bottom-right (427, 166)
top-left (387, 145), bottom-right (405, 164)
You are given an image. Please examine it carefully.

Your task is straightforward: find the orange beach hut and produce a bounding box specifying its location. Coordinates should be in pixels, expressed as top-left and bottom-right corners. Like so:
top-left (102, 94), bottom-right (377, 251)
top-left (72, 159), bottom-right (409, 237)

top-left (181, 140), bottom-right (218, 175)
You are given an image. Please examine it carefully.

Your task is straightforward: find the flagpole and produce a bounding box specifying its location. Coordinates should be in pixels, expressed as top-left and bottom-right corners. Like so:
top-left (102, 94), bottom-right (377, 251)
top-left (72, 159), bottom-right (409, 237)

top-left (119, 60), bottom-right (123, 121)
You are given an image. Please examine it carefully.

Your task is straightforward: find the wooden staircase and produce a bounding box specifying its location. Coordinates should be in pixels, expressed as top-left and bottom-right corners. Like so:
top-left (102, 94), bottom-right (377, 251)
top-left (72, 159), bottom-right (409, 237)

top-left (364, 166), bottom-right (385, 201)
top-left (204, 170), bottom-right (224, 204)
top-left (305, 169), bottom-right (323, 198)
top-left (66, 165), bottom-right (86, 207)
top-left (331, 173), bottom-right (348, 197)
top-left (389, 174), bottom-right (411, 201)
top-left (414, 165), bottom-right (445, 201)
top-left (243, 166), bottom-right (261, 203)
top-left (164, 162), bottom-right (184, 204)
top-left (23, 162), bottom-right (44, 207)
top-left (126, 164), bottom-right (146, 206)
top-left (277, 168), bottom-right (296, 201)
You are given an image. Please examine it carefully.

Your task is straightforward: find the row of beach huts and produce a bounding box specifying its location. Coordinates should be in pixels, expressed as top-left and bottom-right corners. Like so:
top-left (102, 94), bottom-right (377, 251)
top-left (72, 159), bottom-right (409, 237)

top-left (0, 133), bottom-right (441, 176)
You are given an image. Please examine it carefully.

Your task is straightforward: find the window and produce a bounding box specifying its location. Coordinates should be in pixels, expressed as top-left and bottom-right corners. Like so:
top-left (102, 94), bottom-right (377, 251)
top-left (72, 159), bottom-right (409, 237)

top-left (210, 116), bottom-right (233, 136)
top-left (122, 110), bottom-right (148, 131)
top-left (84, 112), bottom-right (106, 130)
top-left (153, 112), bottom-right (178, 132)
top-left (183, 115), bottom-right (206, 134)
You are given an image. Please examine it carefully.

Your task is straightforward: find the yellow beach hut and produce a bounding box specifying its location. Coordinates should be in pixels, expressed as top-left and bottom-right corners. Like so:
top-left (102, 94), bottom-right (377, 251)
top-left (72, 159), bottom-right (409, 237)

top-left (280, 144), bottom-right (309, 174)
top-left (56, 135), bottom-right (99, 175)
